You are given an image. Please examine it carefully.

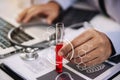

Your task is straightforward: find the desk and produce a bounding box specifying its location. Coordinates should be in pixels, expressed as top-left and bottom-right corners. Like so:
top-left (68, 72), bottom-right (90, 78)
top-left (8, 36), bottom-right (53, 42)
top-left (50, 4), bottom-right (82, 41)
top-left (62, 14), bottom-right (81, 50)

top-left (0, 0), bottom-right (120, 80)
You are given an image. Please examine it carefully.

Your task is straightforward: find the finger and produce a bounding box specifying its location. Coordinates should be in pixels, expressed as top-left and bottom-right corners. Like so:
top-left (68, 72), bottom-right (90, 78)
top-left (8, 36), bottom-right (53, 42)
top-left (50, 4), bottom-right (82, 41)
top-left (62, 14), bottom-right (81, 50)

top-left (69, 48), bottom-right (100, 64)
top-left (65, 52), bottom-right (74, 61)
top-left (75, 38), bottom-right (98, 58)
top-left (65, 38), bottom-right (98, 60)
top-left (17, 8), bottom-right (28, 22)
top-left (71, 57), bottom-right (82, 64)
top-left (64, 53), bottom-right (82, 64)
top-left (65, 48), bottom-right (87, 61)
top-left (66, 48), bottom-right (84, 60)
top-left (84, 57), bottom-right (104, 67)
top-left (59, 30), bottom-right (93, 57)
top-left (71, 30), bottom-right (94, 48)
top-left (23, 8), bottom-right (43, 23)
top-left (82, 48), bottom-right (100, 63)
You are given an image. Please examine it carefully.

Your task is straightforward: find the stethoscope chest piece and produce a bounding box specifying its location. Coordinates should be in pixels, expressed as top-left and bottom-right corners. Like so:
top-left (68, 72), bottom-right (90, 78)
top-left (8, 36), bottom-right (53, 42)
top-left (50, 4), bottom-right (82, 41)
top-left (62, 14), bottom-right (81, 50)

top-left (20, 48), bottom-right (39, 61)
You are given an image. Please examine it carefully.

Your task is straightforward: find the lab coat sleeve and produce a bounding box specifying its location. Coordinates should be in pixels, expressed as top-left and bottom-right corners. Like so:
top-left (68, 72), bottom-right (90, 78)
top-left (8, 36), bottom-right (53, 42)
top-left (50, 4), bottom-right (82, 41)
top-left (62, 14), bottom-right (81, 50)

top-left (104, 25), bottom-right (120, 55)
top-left (87, 0), bottom-right (120, 56)
top-left (54, 0), bottom-right (76, 10)
top-left (105, 0), bottom-right (120, 55)
top-left (104, 26), bottom-right (120, 56)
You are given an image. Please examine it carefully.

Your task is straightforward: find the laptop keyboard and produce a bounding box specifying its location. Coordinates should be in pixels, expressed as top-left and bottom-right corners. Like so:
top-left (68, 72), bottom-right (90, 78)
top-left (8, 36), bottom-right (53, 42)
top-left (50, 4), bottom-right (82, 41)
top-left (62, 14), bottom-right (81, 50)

top-left (0, 18), bottom-right (33, 49)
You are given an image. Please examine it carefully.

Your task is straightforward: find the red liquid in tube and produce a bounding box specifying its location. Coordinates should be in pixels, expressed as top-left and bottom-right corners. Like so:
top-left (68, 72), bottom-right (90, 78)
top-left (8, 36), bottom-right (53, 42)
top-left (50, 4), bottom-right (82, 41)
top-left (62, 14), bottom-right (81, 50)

top-left (55, 43), bottom-right (63, 73)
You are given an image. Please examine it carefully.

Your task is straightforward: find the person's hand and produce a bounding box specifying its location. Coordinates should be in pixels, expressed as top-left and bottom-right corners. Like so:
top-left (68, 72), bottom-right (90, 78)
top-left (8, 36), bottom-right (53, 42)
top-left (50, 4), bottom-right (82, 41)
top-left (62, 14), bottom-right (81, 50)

top-left (59, 29), bottom-right (112, 67)
top-left (17, 2), bottom-right (60, 24)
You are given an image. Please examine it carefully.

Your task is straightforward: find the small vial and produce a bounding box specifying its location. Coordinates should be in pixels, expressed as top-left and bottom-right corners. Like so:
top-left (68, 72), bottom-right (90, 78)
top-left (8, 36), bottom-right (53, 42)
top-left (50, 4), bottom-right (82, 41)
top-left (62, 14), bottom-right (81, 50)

top-left (55, 23), bottom-right (64, 73)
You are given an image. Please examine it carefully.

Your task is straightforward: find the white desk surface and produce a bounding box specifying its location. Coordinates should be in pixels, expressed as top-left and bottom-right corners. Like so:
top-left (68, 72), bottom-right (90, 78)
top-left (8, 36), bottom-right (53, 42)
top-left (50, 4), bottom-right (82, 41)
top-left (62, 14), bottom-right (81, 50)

top-left (0, 0), bottom-right (120, 63)
top-left (0, 0), bottom-right (120, 64)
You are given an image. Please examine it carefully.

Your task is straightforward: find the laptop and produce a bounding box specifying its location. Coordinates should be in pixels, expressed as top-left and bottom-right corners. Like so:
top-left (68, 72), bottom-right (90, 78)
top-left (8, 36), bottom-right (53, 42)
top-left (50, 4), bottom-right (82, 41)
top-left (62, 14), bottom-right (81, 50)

top-left (0, 17), bottom-right (55, 59)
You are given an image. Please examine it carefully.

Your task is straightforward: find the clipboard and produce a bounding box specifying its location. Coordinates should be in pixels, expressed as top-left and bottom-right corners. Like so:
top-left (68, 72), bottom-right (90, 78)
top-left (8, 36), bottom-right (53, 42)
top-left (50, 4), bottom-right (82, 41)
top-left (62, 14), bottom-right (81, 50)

top-left (0, 63), bottom-right (25, 80)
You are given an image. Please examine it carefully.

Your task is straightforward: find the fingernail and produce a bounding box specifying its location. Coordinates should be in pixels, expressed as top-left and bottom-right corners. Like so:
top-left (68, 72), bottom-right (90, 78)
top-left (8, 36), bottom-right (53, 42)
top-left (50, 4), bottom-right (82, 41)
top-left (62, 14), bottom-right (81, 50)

top-left (58, 51), bottom-right (63, 56)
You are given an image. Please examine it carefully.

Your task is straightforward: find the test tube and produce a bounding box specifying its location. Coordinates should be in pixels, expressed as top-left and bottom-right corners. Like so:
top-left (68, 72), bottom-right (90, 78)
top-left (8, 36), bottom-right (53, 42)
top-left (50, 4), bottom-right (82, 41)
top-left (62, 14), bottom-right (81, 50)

top-left (55, 23), bottom-right (64, 73)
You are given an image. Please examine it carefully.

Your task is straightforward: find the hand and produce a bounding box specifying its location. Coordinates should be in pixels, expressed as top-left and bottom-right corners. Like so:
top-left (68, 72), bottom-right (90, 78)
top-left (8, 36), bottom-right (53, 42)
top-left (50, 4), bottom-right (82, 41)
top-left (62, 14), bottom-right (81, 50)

top-left (17, 2), bottom-right (60, 24)
top-left (59, 29), bottom-right (112, 67)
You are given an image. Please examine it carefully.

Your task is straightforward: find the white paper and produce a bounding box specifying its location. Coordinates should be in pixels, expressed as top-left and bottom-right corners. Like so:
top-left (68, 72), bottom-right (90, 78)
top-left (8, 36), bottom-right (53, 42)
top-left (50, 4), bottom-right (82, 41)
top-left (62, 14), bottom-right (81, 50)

top-left (3, 48), bottom-right (56, 80)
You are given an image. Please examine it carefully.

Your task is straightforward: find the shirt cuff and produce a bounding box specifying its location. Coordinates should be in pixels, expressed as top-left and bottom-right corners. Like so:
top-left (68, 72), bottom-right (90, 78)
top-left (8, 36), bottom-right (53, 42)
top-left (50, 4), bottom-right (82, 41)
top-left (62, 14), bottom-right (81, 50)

top-left (54, 0), bottom-right (76, 10)
top-left (104, 29), bottom-right (120, 56)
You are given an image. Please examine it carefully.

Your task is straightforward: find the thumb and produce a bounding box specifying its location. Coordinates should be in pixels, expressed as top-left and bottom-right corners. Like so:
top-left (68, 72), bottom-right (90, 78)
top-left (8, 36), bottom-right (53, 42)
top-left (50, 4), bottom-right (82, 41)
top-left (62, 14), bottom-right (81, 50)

top-left (58, 45), bottom-right (66, 57)
top-left (58, 50), bottom-right (64, 56)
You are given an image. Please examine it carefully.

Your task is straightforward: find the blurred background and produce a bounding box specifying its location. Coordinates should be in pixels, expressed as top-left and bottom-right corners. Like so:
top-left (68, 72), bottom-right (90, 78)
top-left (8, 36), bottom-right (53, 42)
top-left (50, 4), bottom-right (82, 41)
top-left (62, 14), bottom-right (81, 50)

top-left (0, 0), bottom-right (50, 25)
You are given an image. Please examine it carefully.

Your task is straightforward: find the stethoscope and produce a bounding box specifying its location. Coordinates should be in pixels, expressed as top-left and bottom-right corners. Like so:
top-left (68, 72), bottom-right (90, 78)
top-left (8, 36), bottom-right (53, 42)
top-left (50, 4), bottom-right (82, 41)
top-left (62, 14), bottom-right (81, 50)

top-left (8, 23), bottom-right (65, 61)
